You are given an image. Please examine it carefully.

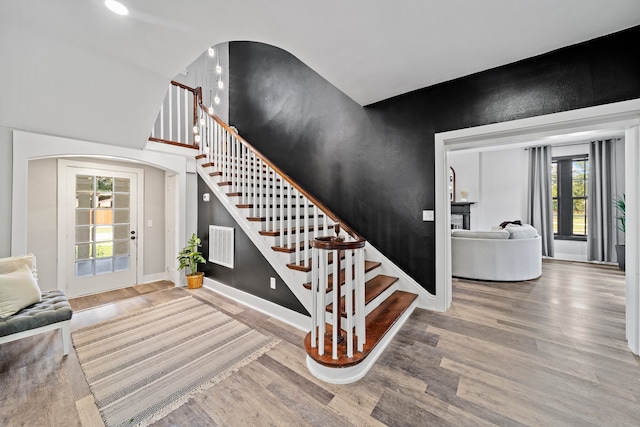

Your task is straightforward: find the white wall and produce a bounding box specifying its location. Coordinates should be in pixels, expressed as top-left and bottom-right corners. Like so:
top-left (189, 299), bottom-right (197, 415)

top-left (0, 126), bottom-right (12, 257)
top-left (450, 148), bottom-right (528, 231)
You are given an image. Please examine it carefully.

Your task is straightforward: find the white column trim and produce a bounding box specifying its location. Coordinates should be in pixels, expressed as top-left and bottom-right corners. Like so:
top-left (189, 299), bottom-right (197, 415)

top-left (625, 125), bottom-right (640, 354)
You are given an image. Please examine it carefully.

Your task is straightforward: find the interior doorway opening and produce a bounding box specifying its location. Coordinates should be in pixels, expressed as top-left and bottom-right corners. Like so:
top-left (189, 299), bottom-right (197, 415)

top-left (434, 99), bottom-right (640, 355)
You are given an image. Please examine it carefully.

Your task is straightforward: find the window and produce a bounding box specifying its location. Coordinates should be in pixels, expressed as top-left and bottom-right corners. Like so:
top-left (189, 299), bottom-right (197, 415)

top-left (551, 155), bottom-right (588, 240)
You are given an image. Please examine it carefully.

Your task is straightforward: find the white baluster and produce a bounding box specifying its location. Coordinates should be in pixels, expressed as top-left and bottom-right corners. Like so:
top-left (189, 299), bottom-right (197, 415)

top-left (184, 88), bottom-right (188, 144)
top-left (287, 184), bottom-right (293, 250)
top-left (313, 206), bottom-right (319, 240)
top-left (332, 248), bottom-right (339, 360)
top-left (295, 189), bottom-right (301, 266)
top-left (318, 249), bottom-right (326, 356)
top-left (168, 86), bottom-right (173, 141)
top-left (345, 249), bottom-right (354, 358)
top-left (311, 246), bottom-right (318, 348)
top-left (304, 198), bottom-right (310, 269)
top-left (265, 165), bottom-right (272, 232)
top-left (355, 248), bottom-right (365, 352)
top-left (280, 181), bottom-right (286, 248)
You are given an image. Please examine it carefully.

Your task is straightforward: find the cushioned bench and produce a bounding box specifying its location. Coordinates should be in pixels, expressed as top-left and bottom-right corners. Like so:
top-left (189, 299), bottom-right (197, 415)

top-left (0, 289), bottom-right (73, 355)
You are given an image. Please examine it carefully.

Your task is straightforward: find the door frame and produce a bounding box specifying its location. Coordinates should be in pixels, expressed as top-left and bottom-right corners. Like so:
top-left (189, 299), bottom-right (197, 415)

top-left (434, 98), bottom-right (640, 355)
top-left (57, 159), bottom-right (145, 295)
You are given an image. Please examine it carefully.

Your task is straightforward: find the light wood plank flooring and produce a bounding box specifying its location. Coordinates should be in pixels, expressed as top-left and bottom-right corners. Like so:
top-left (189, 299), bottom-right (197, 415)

top-left (1, 259), bottom-right (639, 426)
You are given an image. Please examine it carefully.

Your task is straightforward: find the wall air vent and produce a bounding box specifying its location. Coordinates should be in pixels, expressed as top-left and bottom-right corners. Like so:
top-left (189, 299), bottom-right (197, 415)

top-left (209, 225), bottom-right (234, 268)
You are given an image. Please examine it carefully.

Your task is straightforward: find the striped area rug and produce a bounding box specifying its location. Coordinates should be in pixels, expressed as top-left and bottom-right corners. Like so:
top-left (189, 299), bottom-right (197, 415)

top-left (72, 296), bottom-right (279, 427)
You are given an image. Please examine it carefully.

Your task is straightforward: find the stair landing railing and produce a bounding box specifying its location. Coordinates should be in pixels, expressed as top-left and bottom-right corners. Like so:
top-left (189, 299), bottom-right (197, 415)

top-left (149, 81), bottom-right (199, 148)
top-left (311, 226), bottom-right (367, 360)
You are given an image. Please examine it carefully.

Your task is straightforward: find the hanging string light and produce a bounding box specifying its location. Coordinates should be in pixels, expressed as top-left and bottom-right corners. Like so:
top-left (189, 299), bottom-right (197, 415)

top-left (208, 46), bottom-right (215, 57)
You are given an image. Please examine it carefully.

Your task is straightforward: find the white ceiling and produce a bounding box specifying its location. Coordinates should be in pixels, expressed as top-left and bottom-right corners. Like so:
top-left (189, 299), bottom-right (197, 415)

top-left (1, 0), bottom-right (639, 149)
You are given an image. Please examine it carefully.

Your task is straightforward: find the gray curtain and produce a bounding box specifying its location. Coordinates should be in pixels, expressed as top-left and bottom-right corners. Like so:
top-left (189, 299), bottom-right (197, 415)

top-left (527, 146), bottom-right (554, 256)
top-left (588, 139), bottom-right (620, 262)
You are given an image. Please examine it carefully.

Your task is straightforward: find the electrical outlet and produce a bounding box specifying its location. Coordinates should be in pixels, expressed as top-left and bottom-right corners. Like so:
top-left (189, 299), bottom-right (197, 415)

top-left (270, 277), bottom-right (276, 289)
top-left (423, 210), bottom-right (434, 221)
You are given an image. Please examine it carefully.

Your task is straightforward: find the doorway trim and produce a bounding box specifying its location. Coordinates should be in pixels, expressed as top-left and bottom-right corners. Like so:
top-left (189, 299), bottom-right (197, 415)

top-left (57, 159), bottom-right (144, 296)
top-left (434, 98), bottom-right (640, 355)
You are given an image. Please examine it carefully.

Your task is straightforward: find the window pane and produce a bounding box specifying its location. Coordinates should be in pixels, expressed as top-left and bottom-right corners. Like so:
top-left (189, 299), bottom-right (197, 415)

top-left (114, 209), bottom-right (129, 224)
top-left (114, 256), bottom-right (129, 272)
top-left (75, 210), bottom-right (92, 226)
top-left (95, 209), bottom-right (113, 225)
top-left (96, 177), bottom-right (113, 192)
top-left (76, 193), bottom-right (93, 208)
top-left (114, 178), bottom-right (130, 193)
top-left (114, 193), bottom-right (130, 208)
top-left (95, 225), bottom-right (113, 242)
top-left (114, 224), bottom-right (130, 240)
top-left (76, 261), bottom-right (93, 277)
top-left (97, 194), bottom-right (113, 208)
top-left (114, 240), bottom-right (129, 256)
top-left (76, 175), bottom-right (93, 192)
top-left (76, 243), bottom-right (92, 261)
top-left (95, 258), bottom-right (113, 275)
top-left (551, 163), bottom-right (557, 198)
top-left (552, 199), bottom-right (558, 234)
top-left (75, 226), bottom-right (92, 244)
top-left (96, 242), bottom-right (113, 258)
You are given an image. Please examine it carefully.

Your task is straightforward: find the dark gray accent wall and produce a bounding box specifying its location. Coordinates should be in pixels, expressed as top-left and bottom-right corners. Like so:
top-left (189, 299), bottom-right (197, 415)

top-left (228, 26), bottom-right (640, 295)
top-left (198, 177), bottom-right (308, 315)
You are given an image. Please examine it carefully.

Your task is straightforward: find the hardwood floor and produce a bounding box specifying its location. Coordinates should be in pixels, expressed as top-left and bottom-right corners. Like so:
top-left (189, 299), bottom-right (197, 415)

top-left (1, 260), bottom-right (639, 426)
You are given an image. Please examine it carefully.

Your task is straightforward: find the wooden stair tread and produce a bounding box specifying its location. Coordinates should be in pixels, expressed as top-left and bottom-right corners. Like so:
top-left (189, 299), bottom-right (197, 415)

top-left (303, 261), bottom-right (381, 292)
top-left (304, 290), bottom-right (418, 367)
top-left (271, 242), bottom-right (311, 253)
top-left (259, 224), bottom-right (334, 237)
top-left (326, 274), bottom-right (399, 315)
top-left (286, 251), bottom-right (344, 272)
top-left (247, 215), bottom-right (323, 222)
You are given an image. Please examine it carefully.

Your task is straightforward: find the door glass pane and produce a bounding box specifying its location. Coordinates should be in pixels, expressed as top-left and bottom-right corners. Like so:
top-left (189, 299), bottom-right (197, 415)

top-left (76, 226), bottom-right (92, 243)
top-left (76, 261), bottom-right (93, 277)
top-left (114, 224), bottom-right (129, 240)
top-left (114, 193), bottom-right (130, 208)
top-left (114, 209), bottom-right (130, 224)
top-left (95, 209), bottom-right (113, 225)
top-left (114, 240), bottom-right (129, 256)
top-left (95, 225), bottom-right (113, 242)
top-left (95, 258), bottom-right (113, 275)
top-left (76, 243), bottom-right (92, 260)
top-left (76, 193), bottom-right (93, 208)
top-left (76, 210), bottom-right (92, 226)
top-left (96, 242), bottom-right (113, 258)
top-left (114, 178), bottom-right (130, 192)
top-left (76, 175), bottom-right (94, 192)
top-left (114, 256), bottom-right (129, 272)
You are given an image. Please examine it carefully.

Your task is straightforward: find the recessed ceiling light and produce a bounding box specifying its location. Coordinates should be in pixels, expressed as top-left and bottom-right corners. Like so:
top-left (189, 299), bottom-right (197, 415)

top-left (105, 0), bottom-right (129, 16)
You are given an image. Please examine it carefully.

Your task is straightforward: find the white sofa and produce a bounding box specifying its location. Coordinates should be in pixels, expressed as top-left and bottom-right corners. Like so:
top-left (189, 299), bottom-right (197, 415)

top-left (451, 226), bottom-right (542, 281)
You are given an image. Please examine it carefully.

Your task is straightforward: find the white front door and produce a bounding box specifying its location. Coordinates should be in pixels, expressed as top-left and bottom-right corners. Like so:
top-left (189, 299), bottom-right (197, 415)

top-left (65, 166), bottom-right (139, 297)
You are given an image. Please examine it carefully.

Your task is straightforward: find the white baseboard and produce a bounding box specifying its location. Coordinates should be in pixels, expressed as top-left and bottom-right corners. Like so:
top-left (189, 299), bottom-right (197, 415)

top-left (142, 272), bottom-right (170, 284)
top-left (202, 277), bottom-right (310, 331)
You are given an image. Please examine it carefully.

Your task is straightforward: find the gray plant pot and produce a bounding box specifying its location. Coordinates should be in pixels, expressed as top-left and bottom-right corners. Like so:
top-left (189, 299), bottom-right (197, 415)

top-left (615, 244), bottom-right (625, 271)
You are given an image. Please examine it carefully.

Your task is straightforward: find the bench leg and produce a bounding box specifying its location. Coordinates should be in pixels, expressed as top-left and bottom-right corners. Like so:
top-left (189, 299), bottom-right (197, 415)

top-left (61, 321), bottom-right (71, 356)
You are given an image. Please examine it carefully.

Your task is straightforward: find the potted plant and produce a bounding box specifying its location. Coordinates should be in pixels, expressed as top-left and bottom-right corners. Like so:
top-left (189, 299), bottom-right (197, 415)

top-left (177, 233), bottom-right (207, 288)
top-left (614, 194), bottom-right (625, 271)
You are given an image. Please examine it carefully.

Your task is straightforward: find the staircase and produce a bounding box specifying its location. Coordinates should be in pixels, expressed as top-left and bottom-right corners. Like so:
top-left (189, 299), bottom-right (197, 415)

top-left (156, 81), bottom-right (422, 383)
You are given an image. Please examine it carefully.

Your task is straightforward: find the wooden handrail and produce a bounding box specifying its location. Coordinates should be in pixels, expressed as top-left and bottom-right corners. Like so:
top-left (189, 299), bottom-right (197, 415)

top-left (195, 88), bottom-right (363, 241)
top-left (170, 80), bottom-right (198, 93)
